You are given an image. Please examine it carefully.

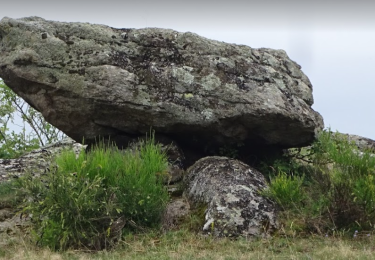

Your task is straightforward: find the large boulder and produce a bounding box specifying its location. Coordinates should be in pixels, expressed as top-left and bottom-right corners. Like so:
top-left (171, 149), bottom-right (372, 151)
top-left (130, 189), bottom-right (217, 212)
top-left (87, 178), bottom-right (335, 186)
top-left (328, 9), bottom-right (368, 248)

top-left (0, 16), bottom-right (323, 150)
top-left (185, 156), bottom-right (278, 237)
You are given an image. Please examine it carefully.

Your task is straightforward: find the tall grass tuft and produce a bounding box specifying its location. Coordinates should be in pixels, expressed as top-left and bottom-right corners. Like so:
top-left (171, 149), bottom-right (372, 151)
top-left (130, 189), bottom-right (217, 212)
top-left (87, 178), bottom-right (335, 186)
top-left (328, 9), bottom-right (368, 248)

top-left (20, 133), bottom-right (169, 251)
top-left (261, 129), bottom-right (375, 235)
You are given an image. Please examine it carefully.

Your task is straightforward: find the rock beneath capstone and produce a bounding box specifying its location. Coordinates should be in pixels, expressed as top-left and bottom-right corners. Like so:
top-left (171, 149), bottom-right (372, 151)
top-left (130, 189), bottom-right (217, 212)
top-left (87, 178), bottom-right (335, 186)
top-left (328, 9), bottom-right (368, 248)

top-left (0, 16), bottom-right (323, 151)
top-left (0, 138), bottom-right (85, 182)
top-left (161, 198), bottom-right (191, 231)
top-left (185, 156), bottom-right (278, 237)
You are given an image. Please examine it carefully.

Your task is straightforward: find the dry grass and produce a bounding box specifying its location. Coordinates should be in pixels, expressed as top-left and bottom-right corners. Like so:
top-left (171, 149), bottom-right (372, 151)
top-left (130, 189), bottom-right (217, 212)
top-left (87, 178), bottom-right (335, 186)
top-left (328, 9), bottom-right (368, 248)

top-left (2, 229), bottom-right (375, 260)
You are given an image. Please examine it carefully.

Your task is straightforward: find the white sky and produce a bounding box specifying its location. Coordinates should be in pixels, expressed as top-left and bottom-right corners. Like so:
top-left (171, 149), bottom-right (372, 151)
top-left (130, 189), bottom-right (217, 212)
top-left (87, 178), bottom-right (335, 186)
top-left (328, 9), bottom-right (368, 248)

top-left (1, 0), bottom-right (375, 139)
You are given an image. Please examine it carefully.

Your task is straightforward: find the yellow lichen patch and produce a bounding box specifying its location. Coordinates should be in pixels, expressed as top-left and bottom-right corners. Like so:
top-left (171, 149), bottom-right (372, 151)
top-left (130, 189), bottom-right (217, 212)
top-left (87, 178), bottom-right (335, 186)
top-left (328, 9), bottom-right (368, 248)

top-left (183, 93), bottom-right (194, 99)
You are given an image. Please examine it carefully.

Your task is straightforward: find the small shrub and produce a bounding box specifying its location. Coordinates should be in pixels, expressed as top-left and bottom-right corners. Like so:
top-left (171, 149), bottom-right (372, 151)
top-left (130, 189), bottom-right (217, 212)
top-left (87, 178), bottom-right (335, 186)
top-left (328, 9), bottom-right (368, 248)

top-left (261, 129), bottom-right (375, 235)
top-left (21, 133), bottom-right (169, 251)
top-left (259, 156), bottom-right (308, 181)
top-left (23, 172), bottom-right (113, 250)
top-left (262, 172), bottom-right (305, 210)
top-left (353, 174), bottom-right (375, 219)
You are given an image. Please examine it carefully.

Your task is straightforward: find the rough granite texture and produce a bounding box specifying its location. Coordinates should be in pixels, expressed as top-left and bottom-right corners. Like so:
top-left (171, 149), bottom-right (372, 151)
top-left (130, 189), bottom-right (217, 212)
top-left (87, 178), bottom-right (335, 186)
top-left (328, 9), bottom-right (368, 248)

top-left (0, 16), bottom-right (323, 149)
top-left (339, 133), bottom-right (375, 152)
top-left (0, 138), bottom-right (85, 182)
top-left (185, 156), bottom-right (278, 237)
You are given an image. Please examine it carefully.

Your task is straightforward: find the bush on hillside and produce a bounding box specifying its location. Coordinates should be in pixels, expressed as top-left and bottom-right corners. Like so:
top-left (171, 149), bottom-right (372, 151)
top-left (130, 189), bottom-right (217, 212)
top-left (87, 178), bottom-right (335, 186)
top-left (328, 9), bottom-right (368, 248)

top-left (261, 129), bottom-right (375, 235)
top-left (21, 134), bottom-right (169, 251)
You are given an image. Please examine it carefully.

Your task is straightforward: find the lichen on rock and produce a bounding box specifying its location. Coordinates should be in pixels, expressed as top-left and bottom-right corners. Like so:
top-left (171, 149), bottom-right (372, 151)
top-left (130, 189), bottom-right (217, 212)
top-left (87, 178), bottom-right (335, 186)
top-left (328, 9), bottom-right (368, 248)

top-left (185, 156), bottom-right (278, 237)
top-left (0, 16), bottom-right (323, 152)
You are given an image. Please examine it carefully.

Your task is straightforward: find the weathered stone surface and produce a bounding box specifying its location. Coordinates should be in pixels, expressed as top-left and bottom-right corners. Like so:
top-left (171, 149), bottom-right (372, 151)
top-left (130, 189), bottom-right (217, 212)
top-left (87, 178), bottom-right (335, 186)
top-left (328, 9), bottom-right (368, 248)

top-left (185, 156), bottom-right (278, 237)
top-left (0, 208), bottom-right (14, 222)
top-left (0, 16), bottom-right (323, 151)
top-left (0, 137), bottom-right (85, 182)
top-left (161, 198), bottom-right (191, 231)
top-left (338, 133), bottom-right (375, 152)
top-left (0, 212), bottom-right (30, 235)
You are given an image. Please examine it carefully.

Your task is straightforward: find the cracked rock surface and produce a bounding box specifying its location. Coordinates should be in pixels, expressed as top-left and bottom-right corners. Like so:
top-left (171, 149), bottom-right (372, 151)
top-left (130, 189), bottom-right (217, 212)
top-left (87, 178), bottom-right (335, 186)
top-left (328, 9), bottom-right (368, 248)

top-left (0, 16), bottom-right (323, 149)
top-left (185, 156), bottom-right (278, 237)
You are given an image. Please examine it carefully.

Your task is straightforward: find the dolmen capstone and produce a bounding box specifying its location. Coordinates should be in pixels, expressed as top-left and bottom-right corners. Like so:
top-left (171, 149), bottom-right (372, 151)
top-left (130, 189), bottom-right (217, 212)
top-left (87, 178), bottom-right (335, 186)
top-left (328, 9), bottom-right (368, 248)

top-left (0, 16), bottom-right (323, 153)
top-left (0, 16), bottom-right (326, 238)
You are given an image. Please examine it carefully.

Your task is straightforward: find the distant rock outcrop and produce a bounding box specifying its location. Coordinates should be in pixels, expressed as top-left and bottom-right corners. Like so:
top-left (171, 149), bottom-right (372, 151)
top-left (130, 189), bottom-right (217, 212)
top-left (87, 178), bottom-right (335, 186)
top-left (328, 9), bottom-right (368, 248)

top-left (0, 16), bottom-right (323, 152)
top-left (338, 133), bottom-right (375, 152)
top-left (185, 156), bottom-right (278, 237)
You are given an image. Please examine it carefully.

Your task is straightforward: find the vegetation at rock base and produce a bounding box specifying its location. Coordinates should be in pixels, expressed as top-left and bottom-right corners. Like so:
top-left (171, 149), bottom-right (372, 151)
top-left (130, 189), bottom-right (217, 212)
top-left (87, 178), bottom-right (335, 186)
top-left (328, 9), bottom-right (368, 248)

top-left (261, 129), bottom-right (375, 236)
top-left (18, 135), bottom-right (169, 251)
top-left (0, 129), bottom-right (373, 256)
top-left (0, 80), bottom-right (64, 158)
top-left (2, 230), bottom-right (375, 259)
top-left (2, 78), bottom-right (375, 257)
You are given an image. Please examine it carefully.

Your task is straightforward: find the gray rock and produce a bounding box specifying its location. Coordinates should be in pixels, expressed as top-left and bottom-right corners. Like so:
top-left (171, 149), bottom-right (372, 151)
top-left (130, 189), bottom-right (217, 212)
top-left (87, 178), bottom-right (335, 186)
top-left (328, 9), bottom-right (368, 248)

top-left (185, 156), bottom-right (278, 237)
top-left (0, 208), bottom-right (14, 222)
top-left (161, 198), bottom-right (191, 231)
top-left (337, 133), bottom-right (375, 152)
top-left (0, 212), bottom-right (31, 235)
top-left (0, 137), bottom-right (85, 182)
top-left (0, 16), bottom-right (323, 150)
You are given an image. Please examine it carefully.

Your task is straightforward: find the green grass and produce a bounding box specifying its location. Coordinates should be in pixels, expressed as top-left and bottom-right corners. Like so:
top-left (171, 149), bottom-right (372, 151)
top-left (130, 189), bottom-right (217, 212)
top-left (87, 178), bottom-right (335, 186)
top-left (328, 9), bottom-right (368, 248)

top-left (3, 129), bottom-right (375, 257)
top-left (2, 230), bottom-right (375, 260)
top-left (0, 180), bottom-right (25, 208)
top-left (261, 129), bottom-right (375, 234)
top-left (18, 134), bottom-right (170, 251)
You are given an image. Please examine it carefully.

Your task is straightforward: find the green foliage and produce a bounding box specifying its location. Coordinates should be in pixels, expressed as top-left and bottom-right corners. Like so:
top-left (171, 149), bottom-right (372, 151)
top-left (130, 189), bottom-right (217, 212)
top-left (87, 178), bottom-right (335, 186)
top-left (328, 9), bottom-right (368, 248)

top-left (312, 131), bottom-right (375, 177)
top-left (0, 80), bottom-right (64, 158)
top-left (353, 174), bottom-right (375, 217)
top-left (180, 204), bottom-right (207, 233)
top-left (23, 172), bottom-right (112, 250)
top-left (0, 180), bottom-right (25, 208)
top-left (259, 156), bottom-right (309, 181)
top-left (20, 134), bottom-right (170, 251)
top-left (262, 129), bottom-right (375, 235)
top-left (262, 172), bottom-right (305, 210)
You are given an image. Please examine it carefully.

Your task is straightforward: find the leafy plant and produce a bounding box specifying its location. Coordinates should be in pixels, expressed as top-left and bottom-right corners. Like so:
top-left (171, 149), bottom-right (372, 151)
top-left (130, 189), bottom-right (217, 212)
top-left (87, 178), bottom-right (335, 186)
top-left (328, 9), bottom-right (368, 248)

top-left (262, 172), bottom-right (305, 210)
top-left (0, 80), bottom-right (65, 158)
top-left (353, 174), bottom-right (375, 218)
top-left (261, 129), bottom-right (375, 235)
top-left (21, 133), bottom-right (170, 251)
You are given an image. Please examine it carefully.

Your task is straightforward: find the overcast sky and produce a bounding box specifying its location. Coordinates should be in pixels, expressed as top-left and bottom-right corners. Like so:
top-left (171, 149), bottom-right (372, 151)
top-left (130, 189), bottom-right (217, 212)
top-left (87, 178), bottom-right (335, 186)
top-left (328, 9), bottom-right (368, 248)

top-left (1, 0), bottom-right (375, 139)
